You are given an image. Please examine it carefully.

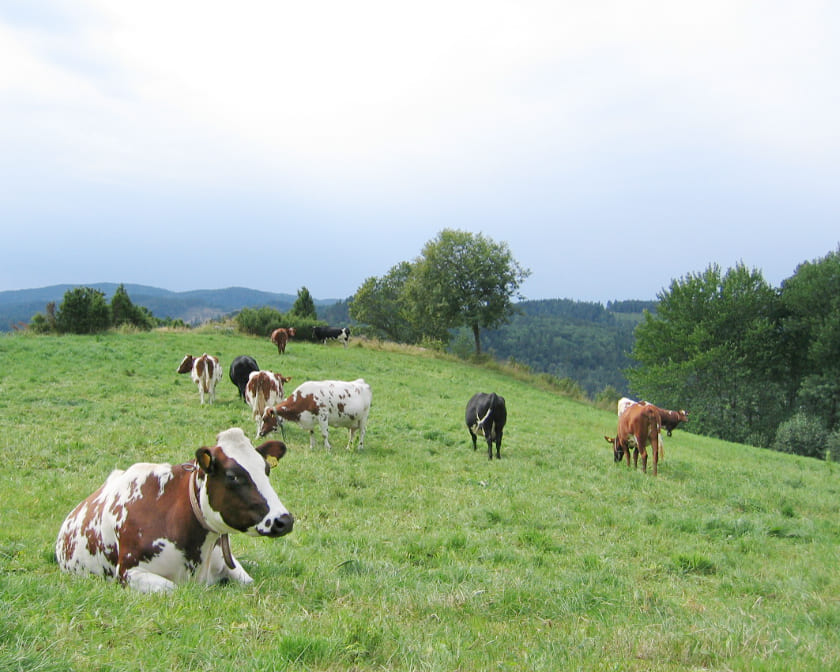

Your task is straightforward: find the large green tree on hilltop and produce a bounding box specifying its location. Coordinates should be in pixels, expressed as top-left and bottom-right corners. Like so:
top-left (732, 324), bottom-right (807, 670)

top-left (353, 229), bottom-right (530, 354)
top-left (409, 229), bottom-right (530, 355)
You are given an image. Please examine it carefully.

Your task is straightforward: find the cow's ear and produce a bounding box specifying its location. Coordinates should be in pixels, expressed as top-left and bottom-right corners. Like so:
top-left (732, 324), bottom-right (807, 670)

top-left (256, 440), bottom-right (287, 469)
top-left (195, 447), bottom-right (216, 474)
top-left (604, 436), bottom-right (615, 445)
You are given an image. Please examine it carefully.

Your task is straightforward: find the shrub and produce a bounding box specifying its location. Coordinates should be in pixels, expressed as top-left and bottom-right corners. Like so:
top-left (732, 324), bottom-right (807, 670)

top-left (826, 429), bottom-right (840, 462)
top-left (772, 412), bottom-right (828, 460)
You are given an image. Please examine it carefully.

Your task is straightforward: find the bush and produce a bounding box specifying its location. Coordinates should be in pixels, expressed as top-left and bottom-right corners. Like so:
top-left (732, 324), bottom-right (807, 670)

top-left (235, 306), bottom-right (323, 341)
top-left (826, 429), bottom-right (840, 462)
top-left (772, 412), bottom-right (828, 460)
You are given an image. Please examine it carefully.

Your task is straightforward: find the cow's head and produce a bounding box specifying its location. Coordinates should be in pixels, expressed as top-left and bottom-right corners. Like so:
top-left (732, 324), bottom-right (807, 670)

top-left (195, 428), bottom-right (293, 538)
top-left (288, 328), bottom-right (297, 337)
top-left (605, 435), bottom-right (624, 462)
top-left (259, 407), bottom-right (283, 437)
top-left (177, 354), bottom-right (194, 374)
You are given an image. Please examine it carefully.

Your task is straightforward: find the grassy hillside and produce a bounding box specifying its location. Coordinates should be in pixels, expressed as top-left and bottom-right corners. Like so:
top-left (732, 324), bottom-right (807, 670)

top-left (1, 331), bottom-right (839, 671)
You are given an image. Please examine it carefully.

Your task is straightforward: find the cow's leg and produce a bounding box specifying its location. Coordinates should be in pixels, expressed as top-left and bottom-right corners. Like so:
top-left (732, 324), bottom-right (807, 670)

top-left (469, 430), bottom-right (478, 451)
top-left (319, 416), bottom-right (332, 450)
top-left (208, 546), bottom-right (254, 586)
top-left (123, 568), bottom-right (178, 593)
top-left (495, 431), bottom-right (503, 459)
top-left (346, 428), bottom-right (355, 450)
top-left (487, 437), bottom-right (493, 460)
top-left (640, 448), bottom-right (648, 473)
top-left (652, 438), bottom-right (659, 476)
top-left (357, 421), bottom-right (366, 451)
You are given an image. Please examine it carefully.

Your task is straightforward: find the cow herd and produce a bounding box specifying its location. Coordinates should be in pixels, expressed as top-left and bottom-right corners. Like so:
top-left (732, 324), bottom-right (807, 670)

top-left (605, 397), bottom-right (689, 476)
top-left (55, 325), bottom-right (688, 593)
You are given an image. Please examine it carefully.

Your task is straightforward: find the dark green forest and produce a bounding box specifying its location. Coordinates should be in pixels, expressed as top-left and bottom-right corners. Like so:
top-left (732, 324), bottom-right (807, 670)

top-left (451, 299), bottom-right (653, 397)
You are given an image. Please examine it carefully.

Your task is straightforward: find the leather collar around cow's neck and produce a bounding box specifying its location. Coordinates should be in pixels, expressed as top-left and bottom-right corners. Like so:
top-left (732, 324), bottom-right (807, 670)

top-left (187, 466), bottom-right (236, 570)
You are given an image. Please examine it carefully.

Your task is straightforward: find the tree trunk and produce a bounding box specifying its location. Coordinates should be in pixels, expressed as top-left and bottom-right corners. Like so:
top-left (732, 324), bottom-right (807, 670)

top-left (472, 323), bottom-right (482, 355)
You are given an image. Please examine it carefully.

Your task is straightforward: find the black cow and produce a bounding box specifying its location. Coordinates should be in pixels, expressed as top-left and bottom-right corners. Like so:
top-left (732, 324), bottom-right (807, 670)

top-left (465, 393), bottom-right (507, 460)
top-left (229, 355), bottom-right (259, 402)
top-left (312, 326), bottom-right (350, 348)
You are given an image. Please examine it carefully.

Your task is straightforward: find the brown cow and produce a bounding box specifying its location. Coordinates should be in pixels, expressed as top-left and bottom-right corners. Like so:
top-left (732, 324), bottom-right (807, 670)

top-left (617, 397), bottom-right (688, 460)
top-left (270, 328), bottom-right (297, 355)
top-left (605, 402), bottom-right (662, 475)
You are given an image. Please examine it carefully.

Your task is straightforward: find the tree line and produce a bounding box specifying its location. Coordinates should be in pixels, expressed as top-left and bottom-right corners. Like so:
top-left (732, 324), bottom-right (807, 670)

top-left (628, 249), bottom-right (840, 458)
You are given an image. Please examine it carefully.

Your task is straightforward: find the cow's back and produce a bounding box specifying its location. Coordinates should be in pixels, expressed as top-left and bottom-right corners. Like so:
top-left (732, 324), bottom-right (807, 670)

top-left (304, 379), bottom-right (371, 427)
top-left (56, 464), bottom-right (179, 579)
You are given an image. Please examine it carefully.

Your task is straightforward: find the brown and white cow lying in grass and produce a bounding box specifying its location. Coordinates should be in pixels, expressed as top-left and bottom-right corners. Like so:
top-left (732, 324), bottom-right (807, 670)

top-left (55, 428), bottom-right (293, 593)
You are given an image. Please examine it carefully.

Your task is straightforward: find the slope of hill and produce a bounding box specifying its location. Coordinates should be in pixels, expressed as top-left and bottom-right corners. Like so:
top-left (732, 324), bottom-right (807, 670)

top-left (1, 331), bottom-right (837, 670)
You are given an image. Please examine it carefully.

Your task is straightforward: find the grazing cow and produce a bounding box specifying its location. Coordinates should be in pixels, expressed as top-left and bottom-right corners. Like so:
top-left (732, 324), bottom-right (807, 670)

top-left (259, 379), bottom-right (371, 450)
top-left (245, 370), bottom-right (291, 436)
top-left (618, 397), bottom-right (688, 437)
top-left (177, 353), bottom-right (222, 404)
top-left (605, 402), bottom-right (662, 475)
top-left (617, 397), bottom-right (688, 461)
top-left (466, 392), bottom-right (507, 460)
top-left (270, 327), bottom-right (297, 355)
top-left (229, 355), bottom-right (260, 402)
top-left (55, 428), bottom-right (293, 593)
top-left (312, 326), bottom-right (350, 348)
top-left (658, 407), bottom-right (689, 436)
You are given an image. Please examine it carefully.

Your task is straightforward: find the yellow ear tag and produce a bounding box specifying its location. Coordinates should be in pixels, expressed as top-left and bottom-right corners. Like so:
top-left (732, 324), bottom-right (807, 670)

top-left (266, 456), bottom-right (279, 469)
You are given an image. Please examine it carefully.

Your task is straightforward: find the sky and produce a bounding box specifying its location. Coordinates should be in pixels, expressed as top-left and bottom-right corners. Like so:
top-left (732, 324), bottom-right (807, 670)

top-left (1, 1), bottom-right (838, 303)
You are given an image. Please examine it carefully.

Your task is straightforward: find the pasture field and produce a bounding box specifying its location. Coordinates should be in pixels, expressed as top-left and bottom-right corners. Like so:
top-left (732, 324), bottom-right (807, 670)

top-left (1, 330), bottom-right (840, 671)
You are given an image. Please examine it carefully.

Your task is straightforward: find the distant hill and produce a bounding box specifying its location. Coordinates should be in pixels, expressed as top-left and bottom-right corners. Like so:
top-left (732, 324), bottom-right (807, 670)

top-left (0, 283), bottom-right (342, 331)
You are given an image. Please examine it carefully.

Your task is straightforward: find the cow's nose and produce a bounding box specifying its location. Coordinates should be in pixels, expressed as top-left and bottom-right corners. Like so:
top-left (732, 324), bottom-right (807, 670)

top-left (270, 513), bottom-right (294, 537)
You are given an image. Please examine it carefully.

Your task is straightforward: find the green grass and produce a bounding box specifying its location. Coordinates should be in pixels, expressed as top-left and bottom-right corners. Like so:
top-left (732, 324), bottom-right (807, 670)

top-left (2, 330), bottom-right (840, 670)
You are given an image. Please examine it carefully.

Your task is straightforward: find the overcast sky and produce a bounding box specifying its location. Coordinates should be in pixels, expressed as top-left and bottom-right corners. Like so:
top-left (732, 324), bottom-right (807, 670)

top-left (1, 1), bottom-right (838, 303)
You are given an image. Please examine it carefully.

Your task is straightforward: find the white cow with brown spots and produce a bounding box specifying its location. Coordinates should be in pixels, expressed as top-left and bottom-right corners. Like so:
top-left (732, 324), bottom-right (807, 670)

top-left (259, 378), bottom-right (371, 450)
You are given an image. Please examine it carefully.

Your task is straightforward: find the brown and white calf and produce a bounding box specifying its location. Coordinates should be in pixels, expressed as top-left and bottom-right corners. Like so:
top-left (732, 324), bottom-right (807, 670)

top-left (245, 370), bottom-right (291, 436)
top-left (270, 328), bottom-right (297, 355)
top-left (178, 353), bottom-right (222, 404)
top-left (605, 402), bottom-right (662, 475)
top-left (55, 428), bottom-right (293, 593)
top-left (259, 379), bottom-right (372, 450)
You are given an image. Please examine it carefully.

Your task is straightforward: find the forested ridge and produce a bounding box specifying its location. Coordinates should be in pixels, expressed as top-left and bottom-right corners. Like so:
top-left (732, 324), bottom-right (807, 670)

top-left (455, 299), bottom-right (655, 397)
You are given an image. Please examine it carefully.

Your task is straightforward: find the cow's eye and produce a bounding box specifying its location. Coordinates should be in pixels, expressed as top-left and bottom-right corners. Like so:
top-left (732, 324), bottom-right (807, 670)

top-left (225, 470), bottom-right (244, 487)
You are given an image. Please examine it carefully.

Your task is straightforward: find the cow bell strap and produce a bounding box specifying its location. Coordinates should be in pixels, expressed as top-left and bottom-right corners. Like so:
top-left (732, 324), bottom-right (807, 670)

top-left (188, 468), bottom-right (236, 570)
